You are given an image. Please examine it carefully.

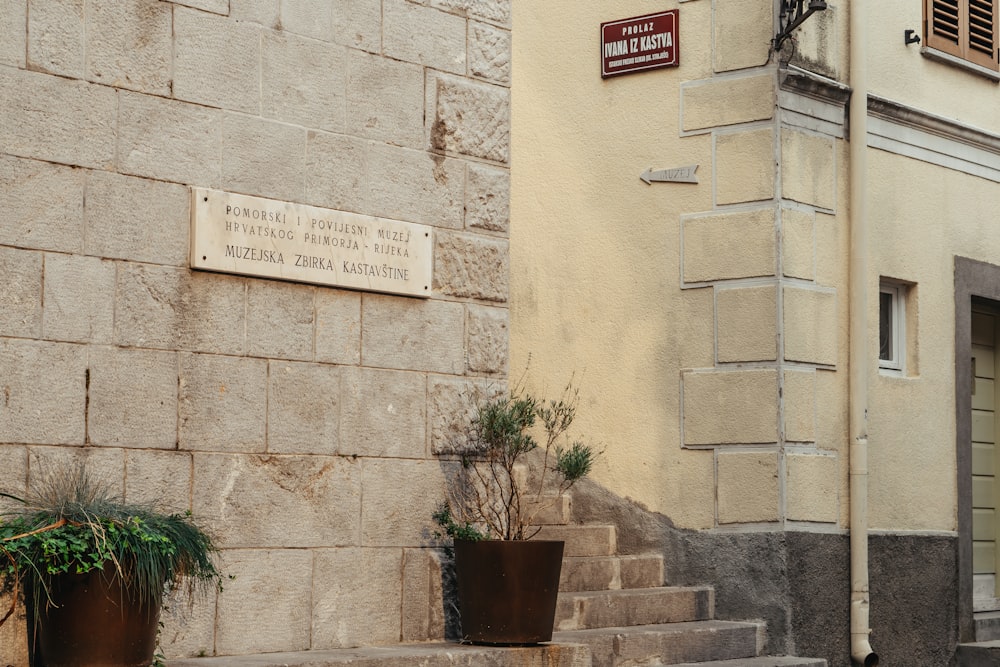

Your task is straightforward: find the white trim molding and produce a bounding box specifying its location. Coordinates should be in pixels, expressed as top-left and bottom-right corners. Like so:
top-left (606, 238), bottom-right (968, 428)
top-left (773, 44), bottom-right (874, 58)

top-left (867, 95), bottom-right (1000, 183)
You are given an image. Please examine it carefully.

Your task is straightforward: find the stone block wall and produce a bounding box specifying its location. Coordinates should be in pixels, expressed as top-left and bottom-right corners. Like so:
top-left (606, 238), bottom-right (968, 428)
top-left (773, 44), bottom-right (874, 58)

top-left (0, 0), bottom-right (510, 659)
top-left (676, 0), bottom-right (847, 530)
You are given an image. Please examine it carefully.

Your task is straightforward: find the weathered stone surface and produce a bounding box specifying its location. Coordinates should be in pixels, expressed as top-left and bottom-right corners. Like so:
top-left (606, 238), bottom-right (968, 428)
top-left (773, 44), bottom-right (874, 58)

top-left (89, 347), bottom-right (177, 449)
top-left (305, 131), bottom-right (368, 214)
top-left (179, 353), bottom-right (267, 452)
top-left (717, 450), bottom-right (780, 524)
top-left (361, 295), bottom-right (465, 374)
top-left (42, 253), bottom-right (114, 343)
top-left (192, 453), bottom-right (362, 547)
top-left (431, 0), bottom-right (510, 26)
top-left (268, 361), bottom-right (341, 455)
top-left (280, 0), bottom-right (333, 40)
top-left (214, 549), bottom-right (312, 654)
top-left (431, 74), bottom-right (510, 163)
top-left (85, 170), bottom-right (190, 265)
top-left (0, 340), bottom-right (86, 445)
top-left (262, 31), bottom-right (347, 133)
top-left (682, 369), bottom-right (779, 445)
top-left (361, 458), bottom-right (447, 547)
top-left (682, 208), bottom-right (776, 282)
top-left (714, 0), bottom-right (771, 72)
top-left (314, 289), bottom-right (362, 365)
top-left (783, 369), bottom-right (817, 443)
top-left (401, 548), bottom-right (447, 641)
top-left (782, 207), bottom-right (816, 281)
top-left (124, 449), bottom-right (192, 511)
top-left (171, 0), bottom-right (229, 13)
top-left (28, 446), bottom-right (124, 493)
top-left (783, 286), bottom-right (838, 366)
top-left (715, 128), bottom-right (776, 205)
top-left (332, 0), bottom-right (382, 51)
top-left (174, 8), bottom-right (261, 113)
top-left (347, 50), bottom-right (425, 148)
top-left (681, 74), bottom-right (774, 131)
top-left (0, 0), bottom-right (26, 67)
top-left (786, 452), bottom-right (839, 523)
top-left (781, 129), bottom-right (836, 210)
top-left (246, 281), bottom-right (315, 361)
top-left (675, 287), bottom-right (716, 369)
top-left (469, 21), bottom-right (511, 84)
top-left (27, 0), bottom-right (84, 77)
top-left (340, 366), bottom-right (427, 458)
top-left (716, 285), bottom-right (778, 363)
top-left (0, 68), bottom-right (116, 169)
top-left (312, 548), bottom-right (403, 648)
top-left (230, 0), bottom-right (280, 27)
top-left (118, 91), bottom-right (222, 186)
top-left (428, 375), bottom-right (494, 455)
top-left (466, 305), bottom-right (508, 374)
top-left (169, 643), bottom-right (592, 666)
top-left (434, 232), bottom-right (509, 301)
top-left (86, 0), bottom-right (172, 94)
top-left (0, 592), bottom-right (28, 665)
top-left (367, 143), bottom-right (465, 228)
top-left (159, 586), bottom-right (217, 659)
top-left (221, 113), bottom-right (307, 202)
top-left (0, 246), bottom-right (42, 338)
top-left (384, 0), bottom-right (466, 74)
top-left (0, 445), bottom-right (28, 508)
top-left (466, 163), bottom-right (510, 232)
top-left (115, 264), bottom-right (247, 355)
top-left (0, 155), bottom-right (85, 253)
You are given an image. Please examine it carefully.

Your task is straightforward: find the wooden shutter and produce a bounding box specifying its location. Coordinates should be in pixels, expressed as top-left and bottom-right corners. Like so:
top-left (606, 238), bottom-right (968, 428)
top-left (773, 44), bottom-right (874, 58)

top-left (925, 0), bottom-right (999, 70)
top-left (967, 0), bottom-right (999, 70)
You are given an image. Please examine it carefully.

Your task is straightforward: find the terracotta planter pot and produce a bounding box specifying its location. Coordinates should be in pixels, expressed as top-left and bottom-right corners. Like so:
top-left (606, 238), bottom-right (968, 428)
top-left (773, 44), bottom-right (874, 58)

top-left (453, 539), bottom-right (565, 645)
top-left (26, 564), bottom-right (160, 667)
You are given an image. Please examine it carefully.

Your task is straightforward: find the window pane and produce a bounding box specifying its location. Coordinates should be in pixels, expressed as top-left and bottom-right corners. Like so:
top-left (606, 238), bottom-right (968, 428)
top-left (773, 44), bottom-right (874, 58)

top-left (880, 291), bottom-right (893, 361)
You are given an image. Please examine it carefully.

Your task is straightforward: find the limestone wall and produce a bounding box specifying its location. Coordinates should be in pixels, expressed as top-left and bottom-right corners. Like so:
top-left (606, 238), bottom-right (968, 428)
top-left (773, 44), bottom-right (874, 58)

top-left (0, 0), bottom-right (510, 659)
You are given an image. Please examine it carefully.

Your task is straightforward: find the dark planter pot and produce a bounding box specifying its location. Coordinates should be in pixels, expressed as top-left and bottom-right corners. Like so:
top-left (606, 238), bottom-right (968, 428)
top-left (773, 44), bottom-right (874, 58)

top-left (453, 539), bottom-right (565, 645)
top-left (26, 563), bottom-right (160, 667)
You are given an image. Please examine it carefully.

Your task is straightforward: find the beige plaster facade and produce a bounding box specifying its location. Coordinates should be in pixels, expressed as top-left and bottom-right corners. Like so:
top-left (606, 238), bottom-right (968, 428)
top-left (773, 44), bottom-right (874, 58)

top-left (512, 0), bottom-right (1000, 660)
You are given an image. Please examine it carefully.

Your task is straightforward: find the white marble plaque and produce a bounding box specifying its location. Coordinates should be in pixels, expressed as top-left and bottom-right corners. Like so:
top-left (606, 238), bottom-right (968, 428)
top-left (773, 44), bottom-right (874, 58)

top-left (191, 188), bottom-right (432, 298)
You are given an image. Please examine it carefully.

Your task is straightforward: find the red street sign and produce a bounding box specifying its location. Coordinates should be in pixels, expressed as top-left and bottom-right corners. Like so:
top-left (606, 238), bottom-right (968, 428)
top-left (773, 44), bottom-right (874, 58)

top-left (601, 10), bottom-right (679, 78)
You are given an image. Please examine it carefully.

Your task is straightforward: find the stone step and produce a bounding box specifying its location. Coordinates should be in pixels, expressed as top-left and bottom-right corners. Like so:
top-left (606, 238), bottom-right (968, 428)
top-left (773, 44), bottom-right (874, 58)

top-left (975, 610), bottom-right (1000, 641)
top-left (525, 494), bottom-right (572, 525)
top-left (168, 642), bottom-right (592, 667)
top-left (553, 619), bottom-right (760, 666)
top-left (555, 586), bottom-right (713, 631)
top-left (534, 524), bottom-right (617, 557)
top-left (672, 657), bottom-right (828, 667)
top-left (957, 640), bottom-right (1000, 667)
top-left (559, 554), bottom-right (665, 592)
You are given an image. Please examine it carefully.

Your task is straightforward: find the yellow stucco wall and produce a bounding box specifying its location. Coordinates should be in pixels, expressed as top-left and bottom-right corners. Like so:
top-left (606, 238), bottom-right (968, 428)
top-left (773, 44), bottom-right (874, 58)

top-left (512, 0), bottom-right (1000, 533)
top-left (868, 150), bottom-right (1000, 531)
top-left (510, 1), bottom-right (717, 528)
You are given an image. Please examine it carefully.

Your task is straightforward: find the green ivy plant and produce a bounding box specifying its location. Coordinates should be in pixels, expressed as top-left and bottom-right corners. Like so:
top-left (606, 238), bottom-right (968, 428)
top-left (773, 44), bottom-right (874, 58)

top-left (0, 467), bottom-right (221, 633)
top-left (435, 377), bottom-right (600, 541)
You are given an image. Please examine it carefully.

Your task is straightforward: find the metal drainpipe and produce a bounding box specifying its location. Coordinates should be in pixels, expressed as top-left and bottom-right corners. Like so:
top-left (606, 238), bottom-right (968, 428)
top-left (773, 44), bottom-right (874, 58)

top-left (849, 0), bottom-right (878, 665)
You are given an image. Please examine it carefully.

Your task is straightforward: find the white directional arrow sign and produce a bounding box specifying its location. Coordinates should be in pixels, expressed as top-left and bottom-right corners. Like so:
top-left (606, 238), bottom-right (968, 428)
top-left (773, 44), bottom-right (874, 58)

top-left (640, 165), bottom-right (699, 185)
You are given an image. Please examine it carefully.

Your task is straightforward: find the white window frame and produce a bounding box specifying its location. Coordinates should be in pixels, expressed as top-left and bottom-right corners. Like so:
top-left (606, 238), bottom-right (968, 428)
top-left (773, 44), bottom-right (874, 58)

top-left (879, 281), bottom-right (905, 372)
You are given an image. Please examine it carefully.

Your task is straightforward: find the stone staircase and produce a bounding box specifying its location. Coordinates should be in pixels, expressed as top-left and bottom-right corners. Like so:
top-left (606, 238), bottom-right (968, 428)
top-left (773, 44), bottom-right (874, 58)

top-left (172, 498), bottom-right (826, 667)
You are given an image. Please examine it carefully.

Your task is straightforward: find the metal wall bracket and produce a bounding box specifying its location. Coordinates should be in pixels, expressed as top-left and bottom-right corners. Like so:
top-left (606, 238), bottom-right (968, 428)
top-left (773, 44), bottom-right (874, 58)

top-left (774, 0), bottom-right (828, 52)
